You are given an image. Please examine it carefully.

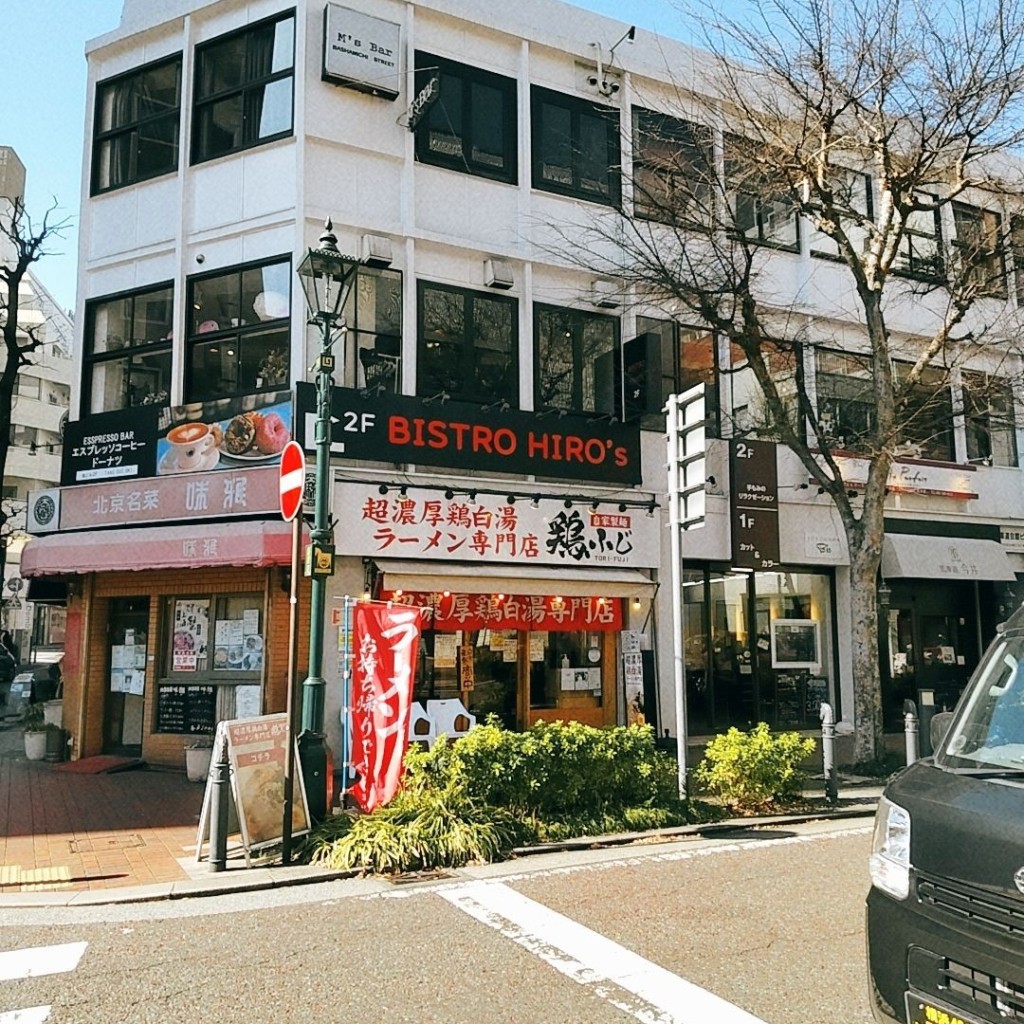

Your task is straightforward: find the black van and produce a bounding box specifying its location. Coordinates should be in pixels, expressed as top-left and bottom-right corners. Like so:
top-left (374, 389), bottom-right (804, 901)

top-left (866, 604), bottom-right (1024, 1024)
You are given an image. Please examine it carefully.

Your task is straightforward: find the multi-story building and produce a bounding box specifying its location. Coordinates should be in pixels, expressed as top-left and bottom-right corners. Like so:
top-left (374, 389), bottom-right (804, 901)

top-left (1, 146), bottom-right (73, 662)
top-left (20, 0), bottom-right (1024, 770)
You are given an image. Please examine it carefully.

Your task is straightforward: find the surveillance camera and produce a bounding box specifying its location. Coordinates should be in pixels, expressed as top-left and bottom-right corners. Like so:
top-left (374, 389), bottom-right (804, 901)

top-left (588, 75), bottom-right (598, 86)
top-left (196, 253), bottom-right (205, 264)
top-left (609, 81), bottom-right (620, 93)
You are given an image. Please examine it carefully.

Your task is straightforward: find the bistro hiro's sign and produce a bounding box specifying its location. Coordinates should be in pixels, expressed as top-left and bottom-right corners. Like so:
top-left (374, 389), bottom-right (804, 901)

top-left (295, 384), bottom-right (641, 485)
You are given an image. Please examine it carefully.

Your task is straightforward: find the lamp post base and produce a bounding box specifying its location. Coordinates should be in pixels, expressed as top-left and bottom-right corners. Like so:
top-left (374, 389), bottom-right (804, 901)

top-left (298, 729), bottom-right (329, 823)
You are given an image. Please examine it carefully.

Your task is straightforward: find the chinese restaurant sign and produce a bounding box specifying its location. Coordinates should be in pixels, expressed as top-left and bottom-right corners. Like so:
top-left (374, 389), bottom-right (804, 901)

top-left (382, 592), bottom-right (622, 632)
top-left (294, 384), bottom-right (642, 485)
top-left (335, 484), bottom-right (659, 568)
top-left (349, 603), bottom-right (422, 813)
top-left (61, 390), bottom-right (293, 485)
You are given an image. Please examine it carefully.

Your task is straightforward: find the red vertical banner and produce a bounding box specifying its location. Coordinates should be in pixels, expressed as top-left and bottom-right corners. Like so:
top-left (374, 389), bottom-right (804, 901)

top-left (349, 603), bottom-right (423, 813)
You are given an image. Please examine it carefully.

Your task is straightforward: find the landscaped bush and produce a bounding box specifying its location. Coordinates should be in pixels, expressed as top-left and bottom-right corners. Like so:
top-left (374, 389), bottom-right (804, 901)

top-left (694, 722), bottom-right (816, 813)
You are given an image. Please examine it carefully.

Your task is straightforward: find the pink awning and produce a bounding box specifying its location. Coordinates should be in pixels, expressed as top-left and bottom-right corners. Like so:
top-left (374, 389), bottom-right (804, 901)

top-left (21, 521), bottom-right (299, 576)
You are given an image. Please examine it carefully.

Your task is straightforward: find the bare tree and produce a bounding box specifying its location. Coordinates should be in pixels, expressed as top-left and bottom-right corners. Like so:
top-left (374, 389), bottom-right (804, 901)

top-left (560, 0), bottom-right (1024, 760)
top-left (0, 195), bottom-right (68, 590)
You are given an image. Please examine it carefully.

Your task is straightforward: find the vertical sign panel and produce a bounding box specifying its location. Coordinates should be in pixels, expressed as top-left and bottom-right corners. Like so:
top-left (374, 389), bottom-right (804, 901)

top-left (730, 438), bottom-right (780, 570)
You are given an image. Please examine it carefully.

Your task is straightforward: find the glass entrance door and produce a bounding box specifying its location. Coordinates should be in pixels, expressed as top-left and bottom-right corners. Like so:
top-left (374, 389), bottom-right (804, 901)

top-left (104, 597), bottom-right (149, 755)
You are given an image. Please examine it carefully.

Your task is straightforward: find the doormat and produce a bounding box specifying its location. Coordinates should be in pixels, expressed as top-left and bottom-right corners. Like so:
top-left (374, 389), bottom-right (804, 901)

top-left (52, 755), bottom-right (146, 774)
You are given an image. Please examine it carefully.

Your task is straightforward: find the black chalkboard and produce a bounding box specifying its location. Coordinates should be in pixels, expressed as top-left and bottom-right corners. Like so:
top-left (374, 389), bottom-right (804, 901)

top-left (157, 685), bottom-right (216, 734)
top-left (805, 677), bottom-right (829, 717)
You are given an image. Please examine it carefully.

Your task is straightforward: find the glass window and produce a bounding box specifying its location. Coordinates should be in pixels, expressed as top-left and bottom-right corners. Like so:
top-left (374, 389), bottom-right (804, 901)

top-left (815, 348), bottom-right (875, 453)
top-left (952, 203), bottom-right (1006, 299)
top-left (808, 168), bottom-right (873, 259)
top-left (531, 86), bottom-right (620, 205)
top-left (535, 304), bottom-right (618, 414)
top-left (1010, 215), bottom-right (1024, 305)
top-left (893, 196), bottom-right (943, 278)
top-left (187, 257), bottom-right (290, 401)
top-left (345, 267), bottom-right (403, 395)
top-left (963, 371), bottom-right (1018, 467)
top-left (414, 53), bottom-right (517, 184)
top-left (417, 282), bottom-right (518, 406)
top-left (84, 283), bottom-right (174, 413)
top-left (894, 361), bottom-right (954, 461)
top-left (14, 374), bottom-right (41, 400)
top-left (92, 55), bottom-right (182, 193)
top-left (723, 339), bottom-right (798, 439)
top-left (631, 109), bottom-right (714, 225)
top-left (724, 133), bottom-right (798, 250)
top-left (192, 12), bottom-right (294, 164)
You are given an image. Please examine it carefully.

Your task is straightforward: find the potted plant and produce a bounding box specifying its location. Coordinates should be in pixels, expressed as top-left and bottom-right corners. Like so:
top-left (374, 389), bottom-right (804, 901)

top-left (21, 702), bottom-right (47, 761)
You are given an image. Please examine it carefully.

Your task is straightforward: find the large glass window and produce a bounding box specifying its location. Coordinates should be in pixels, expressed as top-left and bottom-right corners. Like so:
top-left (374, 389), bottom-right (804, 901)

top-left (414, 53), bottom-right (517, 184)
top-left (84, 283), bottom-right (174, 413)
top-left (893, 196), bottom-right (942, 278)
top-left (808, 168), bottom-right (873, 260)
top-left (724, 133), bottom-right (798, 250)
top-left (631, 109), bottom-right (713, 224)
top-left (952, 203), bottom-right (1006, 299)
top-left (815, 348), bottom-right (875, 452)
top-left (894, 361), bottom-right (954, 461)
top-left (346, 268), bottom-right (403, 395)
top-left (963, 371), bottom-right (1018, 466)
top-left (535, 304), bottom-right (618, 414)
top-left (417, 282), bottom-right (518, 406)
top-left (723, 339), bottom-right (798, 439)
top-left (187, 257), bottom-right (290, 401)
top-left (192, 12), bottom-right (294, 164)
top-left (92, 55), bottom-right (182, 194)
top-left (531, 87), bottom-right (620, 205)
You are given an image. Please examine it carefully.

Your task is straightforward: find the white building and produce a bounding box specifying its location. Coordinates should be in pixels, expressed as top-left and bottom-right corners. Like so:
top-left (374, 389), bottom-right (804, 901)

top-left (19, 0), bottom-right (1024, 767)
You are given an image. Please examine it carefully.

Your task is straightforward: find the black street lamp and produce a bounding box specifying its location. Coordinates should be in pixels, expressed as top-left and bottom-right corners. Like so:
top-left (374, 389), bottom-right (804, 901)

top-left (296, 218), bottom-right (359, 821)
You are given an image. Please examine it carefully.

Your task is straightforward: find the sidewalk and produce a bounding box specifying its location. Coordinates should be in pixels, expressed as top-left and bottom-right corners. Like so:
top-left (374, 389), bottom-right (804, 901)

top-left (0, 719), bottom-right (882, 909)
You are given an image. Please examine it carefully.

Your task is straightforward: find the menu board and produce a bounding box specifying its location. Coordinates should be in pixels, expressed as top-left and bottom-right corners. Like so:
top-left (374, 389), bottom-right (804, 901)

top-left (156, 684), bottom-right (217, 734)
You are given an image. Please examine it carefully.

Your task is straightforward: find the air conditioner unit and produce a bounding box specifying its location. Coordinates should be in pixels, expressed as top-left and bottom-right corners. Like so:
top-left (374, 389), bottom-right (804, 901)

top-left (591, 279), bottom-right (621, 308)
top-left (360, 234), bottom-right (393, 268)
top-left (483, 259), bottom-right (514, 289)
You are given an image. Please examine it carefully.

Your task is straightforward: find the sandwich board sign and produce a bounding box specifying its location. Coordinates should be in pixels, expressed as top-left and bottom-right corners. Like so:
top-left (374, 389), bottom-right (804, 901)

top-left (195, 713), bottom-right (310, 865)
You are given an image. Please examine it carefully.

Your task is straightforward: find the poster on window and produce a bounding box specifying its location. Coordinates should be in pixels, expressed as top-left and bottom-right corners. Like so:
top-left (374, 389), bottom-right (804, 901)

top-left (433, 633), bottom-right (457, 669)
top-left (173, 599), bottom-right (209, 672)
top-left (770, 619), bottom-right (821, 669)
top-left (349, 603), bottom-right (423, 813)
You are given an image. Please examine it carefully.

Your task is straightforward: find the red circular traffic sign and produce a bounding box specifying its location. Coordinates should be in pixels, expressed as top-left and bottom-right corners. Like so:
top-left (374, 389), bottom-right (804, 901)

top-left (279, 441), bottom-right (306, 522)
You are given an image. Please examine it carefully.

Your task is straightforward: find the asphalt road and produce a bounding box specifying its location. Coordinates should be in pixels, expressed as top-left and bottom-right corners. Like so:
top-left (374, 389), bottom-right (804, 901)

top-left (0, 817), bottom-right (876, 1024)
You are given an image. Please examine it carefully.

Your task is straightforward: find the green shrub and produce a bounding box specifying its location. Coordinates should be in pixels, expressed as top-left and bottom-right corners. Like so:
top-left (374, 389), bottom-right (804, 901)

top-left (694, 722), bottom-right (816, 812)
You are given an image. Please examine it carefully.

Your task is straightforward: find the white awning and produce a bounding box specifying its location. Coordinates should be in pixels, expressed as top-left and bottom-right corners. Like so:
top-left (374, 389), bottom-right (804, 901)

top-left (881, 534), bottom-right (1016, 581)
top-left (377, 559), bottom-right (658, 598)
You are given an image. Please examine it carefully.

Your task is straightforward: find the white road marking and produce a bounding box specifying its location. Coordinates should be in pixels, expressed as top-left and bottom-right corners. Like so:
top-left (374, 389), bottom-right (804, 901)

top-left (0, 941), bottom-right (87, 982)
top-left (440, 881), bottom-right (767, 1024)
top-left (0, 1007), bottom-right (51, 1023)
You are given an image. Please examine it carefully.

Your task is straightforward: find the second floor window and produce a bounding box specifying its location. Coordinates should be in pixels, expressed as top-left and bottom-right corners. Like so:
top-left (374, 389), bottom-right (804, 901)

top-left (815, 348), bottom-right (875, 452)
top-left (963, 371), bottom-right (1018, 466)
top-left (724, 133), bottom-right (799, 250)
top-left (631, 110), bottom-right (713, 225)
top-left (535, 304), bottom-right (618, 415)
top-left (187, 258), bottom-right (291, 402)
top-left (84, 283), bottom-right (174, 413)
top-left (952, 203), bottom-right (1006, 299)
top-left (893, 196), bottom-right (942, 278)
top-left (417, 282), bottom-right (518, 406)
top-left (894, 362), bottom-right (954, 461)
top-left (414, 53), bottom-right (517, 184)
top-left (192, 12), bottom-right (295, 164)
top-left (531, 87), bottom-right (620, 206)
top-left (92, 55), bottom-right (182, 194)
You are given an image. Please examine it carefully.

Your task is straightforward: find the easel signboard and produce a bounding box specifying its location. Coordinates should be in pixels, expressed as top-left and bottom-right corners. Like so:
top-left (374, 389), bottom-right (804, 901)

top-left (196, 712), bottom-right (310, 864)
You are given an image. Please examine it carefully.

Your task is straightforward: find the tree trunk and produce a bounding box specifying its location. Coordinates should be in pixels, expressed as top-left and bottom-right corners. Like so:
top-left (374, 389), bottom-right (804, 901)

top-left (850, 539), bottom-right (886, 763)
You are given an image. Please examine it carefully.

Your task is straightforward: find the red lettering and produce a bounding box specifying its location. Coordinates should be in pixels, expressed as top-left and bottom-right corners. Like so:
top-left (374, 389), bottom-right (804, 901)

top-left (614, 445), bottom-right (628, 467)
top-left (527, 432), bottom-right (550, 459)
top-left (412, 418), bottom-right (426, 446)
top-left (584, 438), bottom-right (606, 464)
top-left (551, 433), bottom-right (563, 460)
top-left (389, 416), bottom-right (410, 444)
top-left (564, 435), bottom-right (584, 462)
top-left (449, 422), bottom-right (471, 450)
top-left (472, 425), bottom-right (493, 453)
top-left (494, 428), bottom-right (517, 456)
top-left (427, 420), bottom-right (448, 448)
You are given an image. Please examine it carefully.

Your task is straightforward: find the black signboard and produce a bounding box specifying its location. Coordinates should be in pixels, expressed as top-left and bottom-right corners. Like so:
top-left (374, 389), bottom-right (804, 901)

top-left (62, 405), bottom-right (159, 485)
top-left (156, 684), bottom-right (217, 735)
top-left (294, 383), bottom-right (642, 485)
top-left (729, 438), bottom-right (780, 570)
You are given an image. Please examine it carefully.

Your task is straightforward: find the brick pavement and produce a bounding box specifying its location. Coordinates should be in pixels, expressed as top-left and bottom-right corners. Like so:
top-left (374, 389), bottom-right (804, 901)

top-left (0, 720), bottom-right (203, 894)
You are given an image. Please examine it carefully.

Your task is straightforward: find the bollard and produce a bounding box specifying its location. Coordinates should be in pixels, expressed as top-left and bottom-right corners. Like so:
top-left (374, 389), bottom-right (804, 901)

top-left (917, 688), bottom-right (935, 758)
top-left (820, 702), bottom-right (838, 806)
top-left (209, 732), bottom-right (229, 873)
top-left (904, 699), bottom-right (919, 765)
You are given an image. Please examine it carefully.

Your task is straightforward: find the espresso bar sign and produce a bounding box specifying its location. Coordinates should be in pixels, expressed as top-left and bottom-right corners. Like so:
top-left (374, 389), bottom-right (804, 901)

top-left (730, 438), bottom-right (780, 570)
top-left (294, 384), bottom-right (642, 485)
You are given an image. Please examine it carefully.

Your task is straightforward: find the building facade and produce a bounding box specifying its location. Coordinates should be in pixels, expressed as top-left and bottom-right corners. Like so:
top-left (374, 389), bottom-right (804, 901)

top-left (20, 0), bottom-right (1024, 769)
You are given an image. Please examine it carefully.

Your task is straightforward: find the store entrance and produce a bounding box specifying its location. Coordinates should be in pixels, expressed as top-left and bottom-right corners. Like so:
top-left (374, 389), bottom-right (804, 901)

top-left (103, 597), bottom-right (149, 756)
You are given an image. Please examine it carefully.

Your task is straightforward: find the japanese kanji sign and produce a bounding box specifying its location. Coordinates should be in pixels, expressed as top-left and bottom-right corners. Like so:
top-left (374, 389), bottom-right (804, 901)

top-left (349, 603), bottom-right (423, 813)
top-left (730, 438), bottom-right (780, 570)
top-left (382, 591), bottom-right (622, 631)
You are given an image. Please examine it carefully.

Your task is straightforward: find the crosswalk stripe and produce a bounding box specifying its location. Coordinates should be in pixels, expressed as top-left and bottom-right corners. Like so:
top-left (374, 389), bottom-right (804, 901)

top-left (0, 1006), bottom-right (51, 1023)
top-left (440, 882), bottom-right (767, 1024)
top-left (0, 942), bottom-right (87, 982)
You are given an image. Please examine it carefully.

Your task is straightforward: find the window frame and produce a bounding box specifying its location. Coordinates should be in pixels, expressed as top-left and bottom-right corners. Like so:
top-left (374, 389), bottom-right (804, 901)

top-left (962, 370), bottom-right (1018, 467)
top-left (531, 86), bottom-right (621, 207)
top-left (534, 303), bottom-right (620, 415)
top-left (185, 256), bottom-right (292, 403)
top-left (952, 202), bottom-right (1007, 299)
top-left (413, 52), bottom-right (518, 185)
top-left (91, 53), bottom-right (183, 195)
top-left (723, 132), bottom-right (800, 252)
top-left (893, 195), bottom-right (944, 280)
top-left (83, 281), bottom-right (175, 414)
top-left (191, 10), bottom-right (296, 165)
top-left (894, 360), bottom-right (954, 462)
top-left (808, 169), bottom-right (874, 261)
top-left (631, 108), bottom-right (714, 225)
top-left (814, 348), bottom-right (876, 453)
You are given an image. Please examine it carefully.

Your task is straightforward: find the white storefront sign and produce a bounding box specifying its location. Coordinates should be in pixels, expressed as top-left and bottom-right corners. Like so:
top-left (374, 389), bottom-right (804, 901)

top-left (322, 4), bottom-right (400, 99)
top-left (830, 455), bottom-right (978, 500)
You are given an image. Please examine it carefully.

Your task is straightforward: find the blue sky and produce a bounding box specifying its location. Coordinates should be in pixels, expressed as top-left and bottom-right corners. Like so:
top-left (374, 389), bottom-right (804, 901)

top-left (2, 0), bottom-right (693, 315)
